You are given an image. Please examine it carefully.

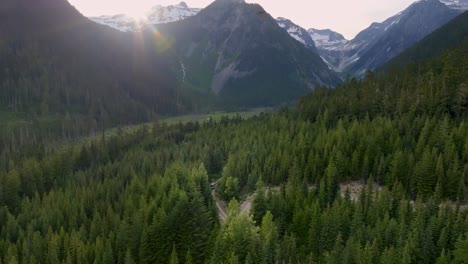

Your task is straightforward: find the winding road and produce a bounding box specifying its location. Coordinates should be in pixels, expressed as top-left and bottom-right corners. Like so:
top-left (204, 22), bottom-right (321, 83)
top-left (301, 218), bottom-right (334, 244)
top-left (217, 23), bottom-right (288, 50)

top-left (211, 178), bottom-right (253, 222)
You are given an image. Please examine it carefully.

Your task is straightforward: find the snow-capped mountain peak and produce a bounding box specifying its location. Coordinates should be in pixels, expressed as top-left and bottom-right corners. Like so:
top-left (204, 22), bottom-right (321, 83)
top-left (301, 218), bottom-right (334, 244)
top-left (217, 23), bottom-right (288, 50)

top-left (307, 0), bottom-right (465, 74)
top-left (90, 2), bottom-right (201, 32)
top-left (306, 28), bottom-right (349, 70)
top-left (147, 2), bottom-right (201, 25)
top-left (92, 14), bottom-right (137, 32)
top-left (439, 0), bottom-right (468, 10)
top-left (276, 17), bottom-right (317, 51)
top-left (308, 28), bottom-right (348, 51)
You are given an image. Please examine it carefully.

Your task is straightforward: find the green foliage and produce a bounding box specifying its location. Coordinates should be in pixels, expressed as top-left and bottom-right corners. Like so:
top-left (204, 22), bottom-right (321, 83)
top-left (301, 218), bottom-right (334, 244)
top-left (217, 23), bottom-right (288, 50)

top-left (170, 245), bottom-right (179, 264)
top-left (224, 176), bottom-right (240, 201)
top-left (0, 20), bottom-right (467, 263)
top-left (455, 234), bottom-right (468, 263)
top-left (0, 110), bottom-right (464, 263)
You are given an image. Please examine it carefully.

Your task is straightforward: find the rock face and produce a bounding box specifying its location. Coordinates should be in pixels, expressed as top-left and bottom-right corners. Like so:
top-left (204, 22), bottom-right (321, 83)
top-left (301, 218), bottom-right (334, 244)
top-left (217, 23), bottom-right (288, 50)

top-left (382, 11), bottom-right (468, 71)
top-left (89, 2), bottom-right (326, 61)
top-left (307, 28), bottom-right (349, 71)
top-left (309, 0), bottom-right (467, 76)
top-left (276, 17), bottom-right (318, 52)
top-left (343, 0), bottom-right (462, 76)
top-left (157, 0), bottom-right (340, 106)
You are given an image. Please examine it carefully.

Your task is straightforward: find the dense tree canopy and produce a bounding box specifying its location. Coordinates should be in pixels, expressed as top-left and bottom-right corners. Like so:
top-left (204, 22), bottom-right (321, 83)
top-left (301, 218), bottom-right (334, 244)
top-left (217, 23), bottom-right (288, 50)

top-left (0, 10), bottom-right (467, 264)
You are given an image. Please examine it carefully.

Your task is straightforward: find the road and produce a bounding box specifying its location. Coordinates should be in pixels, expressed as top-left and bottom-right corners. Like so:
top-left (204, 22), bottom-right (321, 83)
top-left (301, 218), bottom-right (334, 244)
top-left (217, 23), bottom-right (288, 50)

top-left (212, 178), bottom-right (228, 222)
top-left (212, 190), bottom-right (228, 221)
top-left (211, 178), bottom-right (253, 222)
top-left (211, 182), bottom-right (466, 223)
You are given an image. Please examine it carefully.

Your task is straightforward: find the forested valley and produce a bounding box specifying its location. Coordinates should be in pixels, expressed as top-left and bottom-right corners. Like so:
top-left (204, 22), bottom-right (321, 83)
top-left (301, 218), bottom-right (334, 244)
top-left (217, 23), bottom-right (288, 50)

top-left (0, 19), bottom-right (467, 263)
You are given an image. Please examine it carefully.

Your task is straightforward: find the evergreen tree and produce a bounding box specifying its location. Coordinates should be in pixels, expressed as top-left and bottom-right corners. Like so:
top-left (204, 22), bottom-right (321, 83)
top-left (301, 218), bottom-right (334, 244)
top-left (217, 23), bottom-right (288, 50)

top-left (252, 178), bottom-right (267, 225)
top-left (170, 244), bottom-right (179, 264)
top-left (454, 234), bottom-right (468, 263)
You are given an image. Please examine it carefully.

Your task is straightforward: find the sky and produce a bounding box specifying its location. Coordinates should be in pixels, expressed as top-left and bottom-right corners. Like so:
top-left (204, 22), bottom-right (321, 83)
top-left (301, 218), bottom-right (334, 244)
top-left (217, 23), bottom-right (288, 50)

top-left (67, 0), bottom-right (417, 39)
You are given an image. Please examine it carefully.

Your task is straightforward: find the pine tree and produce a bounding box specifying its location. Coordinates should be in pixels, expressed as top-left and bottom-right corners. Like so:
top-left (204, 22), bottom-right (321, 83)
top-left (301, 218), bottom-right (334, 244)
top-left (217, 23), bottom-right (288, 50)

top-left (224, 177), bottom-right (240, 201)
top-left (454, 234), bottom-right (468, 263)
top-left (325, 159), bottom-right (339, 204)
top-left (124, 249), bottom-right (136, 264)
top-left (415, 148), bottom-right (435, 198)
top-left (103, 239), bottom-right (115, 264)
top-left (170, 245), bottom-right (179, 264)
top-left (5, 244), bottom-right (18, 264)
top-left (326, 233), bottom-right (344, 264)
top-left (185, 249), bottom-right (193, 264)
top-left (435, 249), bottom-right (450, 264)
top-left (252, 178), bottom-right (267, 225)
top-left (2, 170), bottom-right (21, 212)
top-left (260, 212), bottom-right (278, 264)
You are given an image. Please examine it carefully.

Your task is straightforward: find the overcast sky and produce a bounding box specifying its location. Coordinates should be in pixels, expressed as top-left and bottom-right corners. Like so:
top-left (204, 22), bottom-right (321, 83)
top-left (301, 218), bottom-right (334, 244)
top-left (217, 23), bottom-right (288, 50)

top-left (68, 0), bottom-right (417, 39)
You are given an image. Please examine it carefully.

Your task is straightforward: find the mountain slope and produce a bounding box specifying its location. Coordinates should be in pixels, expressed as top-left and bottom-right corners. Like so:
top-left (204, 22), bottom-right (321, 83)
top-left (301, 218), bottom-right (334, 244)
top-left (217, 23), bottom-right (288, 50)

top-left (308, 0), bottom-right (466, 76)
top-left (299, 17), bottom-right (468, 121)
top-left (308, 28), bottom-right (349, 70)
top-left (276, 17), bottom-right (318, 52)
top-left (157, 0), bottom-right (340, 107)
top-left (343, 0), bottom-right (462, 76)
top-left (382, 11), bottom-right (468, 70)
top-left (90, 4), bottom-right (324, 59)
top-left (0, 0), bottom-right (178, 131)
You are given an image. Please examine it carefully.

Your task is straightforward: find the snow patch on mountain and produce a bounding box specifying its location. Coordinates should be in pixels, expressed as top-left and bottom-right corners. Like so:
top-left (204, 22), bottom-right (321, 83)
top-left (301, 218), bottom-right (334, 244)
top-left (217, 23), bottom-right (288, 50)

top-left (439, 0), bottom-right (468, 10)
top-left (275, 17), bottom-right (321, 54)
top-left (92, 14), bottom-right (138, 32)
top-left (147, 2), bottom-right (201, 24)
top-left (308, 29), bottom-right (348, 51)
top-left (276, 17), bottom-right (311, 47)
top-left (384, 17), bottom-right (402, 31)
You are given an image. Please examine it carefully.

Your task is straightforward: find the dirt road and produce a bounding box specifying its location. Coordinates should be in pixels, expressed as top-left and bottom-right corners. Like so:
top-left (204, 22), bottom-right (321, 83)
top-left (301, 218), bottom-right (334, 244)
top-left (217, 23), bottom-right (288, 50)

top-left (211, 179), bottom-right (253, 222)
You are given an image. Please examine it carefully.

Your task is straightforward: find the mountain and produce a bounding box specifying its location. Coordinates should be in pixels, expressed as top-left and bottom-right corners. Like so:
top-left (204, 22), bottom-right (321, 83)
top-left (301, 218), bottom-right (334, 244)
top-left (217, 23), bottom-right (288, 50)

top-left (382, 11), bottom-right (468, 71)
top-left (90, 3), bottom-right (323, 57)
top-left (0, 0), bottom-right (178, 133)
top-left (157, 0), bottom-right (340, 107)
top-left (310, 0), bottom-right (467, 76)
top-left (307, 28), bottom-right (349, 70)
top-left (344, 0), bottom-right (462, 76)
top-left (146, 1), bottom-right (201, 24)
top-left (90, 2), bottom-right (201, 32)
top-left (276, 17), bottom-right (318, 52)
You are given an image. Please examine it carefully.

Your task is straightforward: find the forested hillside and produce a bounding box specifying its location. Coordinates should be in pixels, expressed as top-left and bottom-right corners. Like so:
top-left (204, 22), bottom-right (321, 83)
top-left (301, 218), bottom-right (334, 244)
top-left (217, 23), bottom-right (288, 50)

top-left (0, 0), bottom-right (181, 148)
top-left (0, 113), bottom-right (467, 263)
top-left (0, 18), bottom-right (467, 263)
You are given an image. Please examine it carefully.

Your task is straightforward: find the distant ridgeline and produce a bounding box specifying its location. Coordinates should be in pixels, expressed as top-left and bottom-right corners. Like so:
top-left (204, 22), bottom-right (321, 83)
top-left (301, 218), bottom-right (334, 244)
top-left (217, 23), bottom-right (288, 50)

top-left (381, 11), bottom-right (468, 71)
top-left (298, 11), bottom-right (468, 121)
